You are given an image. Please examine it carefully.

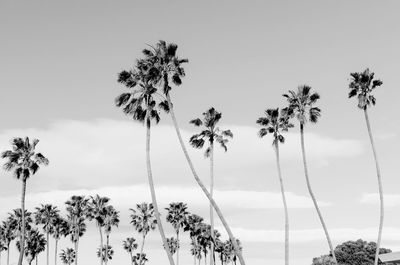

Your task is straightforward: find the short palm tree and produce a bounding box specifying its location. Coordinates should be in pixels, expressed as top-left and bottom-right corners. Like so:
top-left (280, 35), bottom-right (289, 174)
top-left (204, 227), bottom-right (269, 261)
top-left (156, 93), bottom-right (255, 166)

top-left (65, 195), bottom-right (88, 265)
top-left (142, 40), bottom-right (245, 265)
top-left (164, 237), bottom-right (179, 256)
top-left (16, 228), bottom-right (46, 265)
top-left (190, 107), bottom-right (233, 265)
top-left (165, 202), bottom-right (189, 265)
top-left (130, 203), bottom-right (157, 265)
top-left (123, 237), bottom-right (138, 265)
top-left (52, 215), bottom-right (69, 265)
top-left (97, 245), bottom-right (114, 263)
top-left (2, 219), bottom-right (16, 265)
top-left (348, 68), bottom-right (384, 265)
top-left (132, 253), bottom-right (148, 265)
top-left (1, 137), bottom-right (49, 265)
top-left (60, 248), bottom-right (75, 265)
top-left (257, 107), bottom-right (293, 265)
top-left (283, 85), bottom-right (337, 264)
top-left (116, 58), bottom-right (174, 265)
top-left (34, 204), bottom-right (59, 265)
top-left (103, 205), bottom-right (119, 265)
top-left (87, 195), bottom-right (110, 265)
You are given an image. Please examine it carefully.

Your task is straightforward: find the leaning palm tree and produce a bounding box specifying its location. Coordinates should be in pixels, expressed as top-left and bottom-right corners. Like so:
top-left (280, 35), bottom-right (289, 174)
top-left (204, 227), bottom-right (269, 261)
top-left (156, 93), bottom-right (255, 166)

top-left (1, 137), bottom-right (49, 265)
top-left (87, 195), bottom-right (110, 265)
top-left (2, 219), bottom-right (16, 265)
top-left (130, 203), bottom-right (157, 265)
top-left (190, 107), bottom-right (233, 265)
top-left (60, 248), bottom-right (75, 265)
top-left (165, 202), bottom-right (189, 265)
top-left (348, 68), bottom-right (384, 265)
top-left (122, 237), bottom-right (138, 265)
top-left (65, 196), bottom-right (88, 265)
top-left (103, 205), bottom-right (119, 265)
top-left (34, 204), bottom-right (59, 265)
top-left (52, 215), bottom-right (69, 265)
top-left (256, 107), bottom-right (293, 265)
top-left (141, 40), bottom-right (245, 265)
top-left (116, 58), bottom-right (175, 265)
top-left (283, 85), bottom-right (337, 264)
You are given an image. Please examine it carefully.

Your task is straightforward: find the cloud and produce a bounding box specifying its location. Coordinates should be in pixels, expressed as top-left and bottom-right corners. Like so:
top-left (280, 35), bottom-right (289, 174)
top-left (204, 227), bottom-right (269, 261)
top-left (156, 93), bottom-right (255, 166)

top-left (360, 193), bottom-right (400, 207)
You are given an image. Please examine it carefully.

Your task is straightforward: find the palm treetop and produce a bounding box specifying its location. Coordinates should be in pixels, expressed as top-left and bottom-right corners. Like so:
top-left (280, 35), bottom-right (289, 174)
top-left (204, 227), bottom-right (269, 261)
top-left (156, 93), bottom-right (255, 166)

top-left (65, 195), bottom-right (89, 217)
top-left (116, 59), bottom-right (169, 124)
top-left (256, 107), bottom-right (294, 145)
top-left (1, 137), bottom-right (49, 181)
top-left (52, 215), bottom-right (69, 240)
top-left (87, 195), bottom-right (110, 225)
top-left (283, 85), bottom-right (321, 125)
top-left (165, 202), bottom-right (189, 232)
top-left (141, 40), bottom-right (188, 95)
top-left (189, 107), bottom-right (233, 157)
top-left (34, 204), bottom-right (60, 234)
top-left (123, 237), bottom-right (138, 253)
top-left (103, 205), bottom-right (120, 235)
top-left (130, 203), bottom-right (157, 236)
top-left (348, 68), bottom-right (383, 110)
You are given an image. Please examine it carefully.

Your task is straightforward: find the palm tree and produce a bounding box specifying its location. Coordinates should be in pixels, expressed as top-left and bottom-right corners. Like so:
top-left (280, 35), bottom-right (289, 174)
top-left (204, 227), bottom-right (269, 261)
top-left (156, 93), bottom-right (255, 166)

top-left (164, 237), bottom-right (179, 256)
top-left (130, 203), bottom-right (157, 265)
top-left (256, 107), bottom-right (293, 265)
top-left (116, 58), bottom-right (175, 265)
top-left (132, 253), bottom-right (148, 265)
top-left (87, 195), bottom-right (110, 265)
top-left (141, 40), bottom-right (245, 265)
top-left (8, 209), bottom-right (33, 240)
top-left (190, 107), bottom-right (233, 265)
top-left (16, 228), bottom-right (46, 265)
top-left (65, 195), bottom-right (88, 265)
top-left (165, 202), bottom-right (189, 265)
top-left (34, 204), bottom-right (59, 265)
top-left (2, 219), bottom-right (16, 265)
top-left (122, 237), bottom-right (138, 265)
top-left (348, 68), bottom-right (384, 265)
top-left (184, 214), bottom-right (204, 265)
top-left (52, 215), bottom-right (69, 265)
top-left (96, 245), bottom-right (114, 263)
top-left (283, 85), bottom-right (337, 264)
top-left (0, 225), bottom-right (7, 265)
top-left (103, 205), bottom-right (119, 265)
top-left (60, 248), bottom-right (75, 265)
top-left (1, 137), bottom-right (49, 265)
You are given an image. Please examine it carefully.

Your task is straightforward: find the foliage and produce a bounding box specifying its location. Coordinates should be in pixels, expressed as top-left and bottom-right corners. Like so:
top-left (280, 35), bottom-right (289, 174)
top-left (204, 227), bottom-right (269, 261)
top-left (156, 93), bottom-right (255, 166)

top-left (60, 248), bottom-right (76, 265)
top-left (348, 68), bottom-right (382, 110)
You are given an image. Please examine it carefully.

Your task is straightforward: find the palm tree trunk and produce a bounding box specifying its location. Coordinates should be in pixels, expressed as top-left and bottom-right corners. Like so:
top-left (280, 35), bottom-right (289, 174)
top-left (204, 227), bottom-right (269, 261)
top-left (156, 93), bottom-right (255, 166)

top-left (274, 142), bottom-right (289, 265)
top-left (98, 224), bottom-right (104, 265)
top-left (17, 179), bottom-right (27, 265)
top-left (104, 235), bottom-right (109, 265)
top-left (138, 234), bottom-right (146, 265)
top-left (176, 231), bottom-right (180, 265)
top-left (130, 251), bottom-right (133, 265)
top-left (46, 232), bottom-right (49, 265)
top-left (144, 112), bottom-right (175, 265)
top-left (55, 239), bottom-right (58, 265)
top-left (166, 94), bottom-right (245, 265)
top-left (7, 244), bottom-right (9, 265)
top-left (300, 124), bottom-right (337, 264)
top-left (35, 256), bottom-right (38, 265)
top-left (364, 109), bottom-right (384, 265)
top-left (210, 142), bottom-right (215, 265)
top-left (74, 240), bottom-right (78, 265)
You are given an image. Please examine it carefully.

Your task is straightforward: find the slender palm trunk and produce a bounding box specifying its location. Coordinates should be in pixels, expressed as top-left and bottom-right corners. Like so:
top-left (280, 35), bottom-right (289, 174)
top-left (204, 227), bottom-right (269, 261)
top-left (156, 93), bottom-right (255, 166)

top-left (55, 239), bottom-right (58, 265)
top-left (166, 94), bottom-right (245, 265)
top-left (74, 240), bottom-right (78, 265)
top-left (274, 142), bottom-right (289, 265)
top-left (130, 251), bottom-right (133, 265)
top-left (35, 256), bottom-right (38, 265)
top-left (0, 250), bottom-right (2, 265)
top-left (144, 113), bottom-right (175, 265)
top-left (364, 109), bottom-right (384, 265)
top-left (210, 142), bottom-right (215, 265)
top-left (46, 232), bottom-right (49, 265)
top-left (7, 244), bottom-right (9, 265)
top-left (98, 225), bottom-right (104, 265)
top-left (138, 234), bottom-right (146, 265)
top-left (104, 235), bottom-right (109, 265)
top-left (300, 124), bottom-right (337, 264)
top-left (17, 179), bottom-right (27, 265)
top-left (176, 231), bottom-right (180, 265)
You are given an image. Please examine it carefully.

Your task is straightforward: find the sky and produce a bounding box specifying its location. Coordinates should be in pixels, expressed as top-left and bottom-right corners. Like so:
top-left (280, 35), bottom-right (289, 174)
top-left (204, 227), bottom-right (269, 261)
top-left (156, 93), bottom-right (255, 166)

top-left (0, 1), bottom-right (399, 264)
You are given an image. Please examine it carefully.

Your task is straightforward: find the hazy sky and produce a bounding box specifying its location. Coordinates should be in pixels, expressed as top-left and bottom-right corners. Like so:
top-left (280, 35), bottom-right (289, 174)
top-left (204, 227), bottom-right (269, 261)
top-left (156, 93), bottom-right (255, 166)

top-left (0, 1), bottom-right (399, 265)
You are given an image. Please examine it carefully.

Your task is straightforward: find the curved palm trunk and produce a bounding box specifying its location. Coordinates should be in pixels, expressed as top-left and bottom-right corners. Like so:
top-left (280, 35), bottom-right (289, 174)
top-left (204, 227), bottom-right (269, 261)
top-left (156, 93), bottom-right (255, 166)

top-left (145, 114), bottom-right (175, 265)
top-left (300, 124), bottom-right (337, 264)
top-left (166, 95), bottom-right (245, 265)
top-left (46, 232), bottom-right (49, 265)
top-left (364, 109), bottom-right (384, 265)
top-left (98, 225), bottom-right (104, 265)
top-left (17, 179), bottom-right (27, 265)
top-left (274, 142), bottom-right (289, 265)
top-left (55, 239), bottom-right (58, 265)
top-left (138, 234), bottom-right (146, 265)
top-left (209, 142), bottom-right (215, 265)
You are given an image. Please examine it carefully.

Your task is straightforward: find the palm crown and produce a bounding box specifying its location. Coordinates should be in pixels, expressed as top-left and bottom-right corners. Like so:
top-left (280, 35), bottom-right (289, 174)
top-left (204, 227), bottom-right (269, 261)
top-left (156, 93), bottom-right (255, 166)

top-left (87, 195), bottom-right (110, 226)
top-left (130, 203), bottom-right (157, 236)
top-left (103, 205), bottom-right (119, 236)
top-left (17, 228), bottom-right (46, 263)
top-left (60, 248), bottom-right (76, 264)
top-left (256, 108), bottom-right (294, 145)
top-left (189, 107), bottom-right (233, 157)
top-left (283, 85), bottom-right (321, 125)
top-left (348, 68), bottom-right (383, 110)
top-left (123, 237), bottom-right (138, 253)
top-left (1, 137), bottom-right (49, 181)
top-left (165, 202), bottom-right (189, 233)
top-left (8, 209), bottom-right (33, 236)
top-left (34, 204), bottom-right (59, 234)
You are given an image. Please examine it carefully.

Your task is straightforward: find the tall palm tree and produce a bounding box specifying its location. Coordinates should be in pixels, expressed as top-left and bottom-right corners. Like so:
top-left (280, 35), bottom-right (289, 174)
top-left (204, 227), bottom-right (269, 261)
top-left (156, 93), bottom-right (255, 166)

top-left (2, 219), bottom-right (16, 265)
top-left (122, 237), bottom-right (138, 265)
top-left (103, 205), bottom-right (119, 265)
top-left (65, 195), bottom-right (88, 265)
top-left (190, 107), bottom-right (233, 265)
top-left (60, 248), bottom-right (75, 265)
top-left (141, 40), bottom-right (245, 265)
top-left (283, 85), bottom-right (337, 264)
top-left (34, 204), bottom-right (59, 265)
top-left (52, 215), bottom-right (69, 265)
top-left (16, 228), bottom-right (46, 265)
top-left (87, 195), bottom-right (110, 265)
top-left (256, 107), bottom-right (293, 265)
top-left (130, 203), bottom-right (157, 265)
top-left (116, 59), bottom-right (175, 265)
top-left (348, 68), bottom-right (384, 265)
top-left (1, 137), bottom-right (49, 265)
top-left (165, 202), bottom-right (189, 265)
